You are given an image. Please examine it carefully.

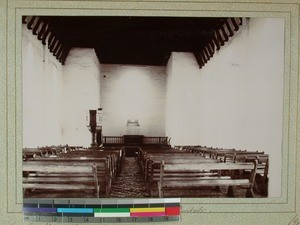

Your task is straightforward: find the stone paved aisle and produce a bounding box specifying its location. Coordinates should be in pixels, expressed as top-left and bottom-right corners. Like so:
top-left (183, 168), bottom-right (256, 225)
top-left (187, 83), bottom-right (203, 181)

top-left (109, 157), bottom-right (149, 198)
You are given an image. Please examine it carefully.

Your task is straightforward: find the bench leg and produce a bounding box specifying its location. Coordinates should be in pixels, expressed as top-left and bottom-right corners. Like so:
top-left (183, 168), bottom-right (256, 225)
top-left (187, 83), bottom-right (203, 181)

top-left (246, 188), bottom-right (254, 198)
top-left (150, 187), bottom-right (153, 197)
top-left (23, 188), bottom-right (27, 197)
top-left (158, 182), bottom-right (163, 198)
top-left (96, 186), bottom-right (100, 198)
top-left (253, 180), bottom-right (259, 193)
top-left (148, 182), bottom-right (153, 197)
top-left (215, 186), bottom-right (221, 192)
top-left (261, 180), bottom-right (268, 196)
top-left (259, 177), bottom-right (268, 196)
top-left (227, 186), bottom-right (235, 197)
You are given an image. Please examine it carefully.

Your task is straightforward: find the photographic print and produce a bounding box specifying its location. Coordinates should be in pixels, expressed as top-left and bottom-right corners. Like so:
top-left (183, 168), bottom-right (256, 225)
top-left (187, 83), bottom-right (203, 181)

top-left (1, 1), bottom-right (299, 225)
top-left (22, 16), bottom-right (284, 199)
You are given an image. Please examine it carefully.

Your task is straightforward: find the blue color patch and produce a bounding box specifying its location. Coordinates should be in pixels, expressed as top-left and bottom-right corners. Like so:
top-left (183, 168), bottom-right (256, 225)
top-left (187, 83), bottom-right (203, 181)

top-left (57, 208), bottom-right (94, 213)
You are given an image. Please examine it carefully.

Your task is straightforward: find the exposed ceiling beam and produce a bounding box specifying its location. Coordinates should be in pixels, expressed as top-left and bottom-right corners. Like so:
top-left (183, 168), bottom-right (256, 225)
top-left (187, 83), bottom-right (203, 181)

top-left (41, 27), bottom-right (50, 45)
top-left (37, 22), bottom-right (47, 40)
top-left (32, 17), bottom-right (42, 35)
top-left (23, 16), bottom-right (243, 68)
top-left (27, 16), bottom-right (36, 30)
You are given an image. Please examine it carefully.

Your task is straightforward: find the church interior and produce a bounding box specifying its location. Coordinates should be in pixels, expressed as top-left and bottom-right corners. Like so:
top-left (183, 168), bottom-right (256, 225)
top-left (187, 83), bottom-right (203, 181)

top-left (22, 16), bottom-right (284, 198)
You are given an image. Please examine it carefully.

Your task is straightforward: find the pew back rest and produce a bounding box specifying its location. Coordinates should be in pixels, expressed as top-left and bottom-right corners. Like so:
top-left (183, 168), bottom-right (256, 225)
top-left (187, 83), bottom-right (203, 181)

top-left (24, 158), bottom-right (110, 189)
top-left (23, 163), bottom-right (96, 174)
top-left (159, 160), bottom-right (258, 186)
top-left (156, 160), bottom-right (258, 198)
top-left (162, 161), bottom-right (256, 172)
top-left (146, 158), bottom-right (219, 182)
top-left (23, 162), bottom-right (99, 194)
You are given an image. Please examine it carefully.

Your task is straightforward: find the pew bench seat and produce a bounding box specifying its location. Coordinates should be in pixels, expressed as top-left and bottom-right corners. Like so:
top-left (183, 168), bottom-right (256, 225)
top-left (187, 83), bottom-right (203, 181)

top-left (161, 179), bottom-right (252, 189)
top-left (23, 183), bottom-right (96, 190)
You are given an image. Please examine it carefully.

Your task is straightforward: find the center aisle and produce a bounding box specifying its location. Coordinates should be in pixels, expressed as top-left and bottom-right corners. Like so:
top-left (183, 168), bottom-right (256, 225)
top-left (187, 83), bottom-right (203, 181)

top-left (109, 157), bottom-right (148, 198)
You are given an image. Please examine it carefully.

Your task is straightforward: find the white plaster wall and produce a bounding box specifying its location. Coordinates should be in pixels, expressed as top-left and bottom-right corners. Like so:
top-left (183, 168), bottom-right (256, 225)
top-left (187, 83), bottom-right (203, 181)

top-left (100, 65), bottom-right (166, 136)
top-left (166, 18), bottom-right (284, 197)
top-left (23, 26), bottom-right (102, 147)
top-left (22, 25), bottom-right (63, 147)
top-left (62, 48), bottom-right (101, 146)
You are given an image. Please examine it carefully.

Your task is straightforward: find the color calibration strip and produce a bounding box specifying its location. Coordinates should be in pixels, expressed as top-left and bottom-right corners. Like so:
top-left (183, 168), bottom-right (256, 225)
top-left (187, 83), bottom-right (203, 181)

top-left (23, 198), bottom-right (180, 223)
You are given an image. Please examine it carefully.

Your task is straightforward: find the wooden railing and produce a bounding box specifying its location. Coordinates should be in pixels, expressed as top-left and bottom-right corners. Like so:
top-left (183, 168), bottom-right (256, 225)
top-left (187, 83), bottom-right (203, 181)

top-left (143, 137), bottom-right (168, 145)
top-left (103, 136), bottom-right (124, 145)
top-left (102, 136), bottom-right (169, 146)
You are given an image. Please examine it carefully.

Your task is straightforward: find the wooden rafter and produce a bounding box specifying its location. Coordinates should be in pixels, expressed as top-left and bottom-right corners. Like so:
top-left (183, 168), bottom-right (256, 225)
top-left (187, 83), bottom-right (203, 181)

top-left (56, 45), bottom-right (65, 60)
top-left (50, 39), bottom-right (59, 53)
top-left (27, 16), bottom-right (36, 30)
top-left (48, 34), bottom-right (56, 49)
top-left (37, 22), bottom-right (47, 40)
top-left (224, 20), bottom-right (234, 37)
top-left (216, 29), bottom-right (225, 46)
top-left (22, 16), bottom-right (27, 24)
top-left (193, 17), bottom-right (243, 69)
top-left (220, 27), bottom-right (229, 42)
top-left (41, 27), bottom-right (50, 45)
top-left (212, 34), bottom-right (221, 50)
top-left (230, 18), bottom-right (239, 31)
top-left (53, 43), bottom-right (62, 56)
top-left (23, 16), bottom-right (244, 66)
top-left (193, 52), bottom-right (204, 68)
top-left (32, 17), bottom-right (42, 35)
top-left (60, 47), bottom-right (71, 65)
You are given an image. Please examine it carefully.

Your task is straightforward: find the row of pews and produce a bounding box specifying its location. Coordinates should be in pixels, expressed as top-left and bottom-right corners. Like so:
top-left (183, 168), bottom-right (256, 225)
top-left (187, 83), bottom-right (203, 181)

top-left (22, 145), bottom-right (83, 160)
top-left (176, 145), bottom-right (269, 195)
top-left (23, 146), bottom-right (125, 198)
top-left (138, 146), bottom-right (269, 198)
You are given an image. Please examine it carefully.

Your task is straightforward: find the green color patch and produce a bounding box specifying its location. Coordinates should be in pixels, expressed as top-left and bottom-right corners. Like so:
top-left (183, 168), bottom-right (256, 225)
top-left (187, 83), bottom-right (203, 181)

top-left (93, 208), bottom-right (130, 213)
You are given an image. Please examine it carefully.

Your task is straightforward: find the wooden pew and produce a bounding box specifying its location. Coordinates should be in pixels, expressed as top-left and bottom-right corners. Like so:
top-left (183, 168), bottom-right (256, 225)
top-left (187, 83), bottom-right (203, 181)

top-left (139, 150), bottom-right (197, 180)
top-left (25, 156), bottom-right (112, 197)
top-left (100, 147), bottom-right (126, 174)
top-left (213, 149), bottom-right (243, 161)
top-left (234, 154), bottom-right (269, 196)
top-left (23, 145), bottom-right (70, 160)
top-left (144, 154), bottom-right (220, 181)
top-left (147, 157), bottom-right (219, 196)
top-left (23, 162), bottom-right (99, 198)
top-left (64, 149), bottom-right (123, 179)
top-left (23, 148), bottom-right (49, 159)
top-left (137, 148), bottom-right (183, 174)
top-left (188, 146), bottom-right (214, 157)
top-left (224, 151), bottom-right (266, 163)
top-left (173, 145), bottom-right (202, 152)
top-left (56, 148), bottom-right (124, 190)
top-left (156, 160), bottom-right (258, 198)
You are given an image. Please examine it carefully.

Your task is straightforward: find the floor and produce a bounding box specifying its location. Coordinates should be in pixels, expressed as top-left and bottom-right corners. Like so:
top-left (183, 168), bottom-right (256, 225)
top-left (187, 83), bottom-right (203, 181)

top-left (109, 157), bottom-right (148, 198)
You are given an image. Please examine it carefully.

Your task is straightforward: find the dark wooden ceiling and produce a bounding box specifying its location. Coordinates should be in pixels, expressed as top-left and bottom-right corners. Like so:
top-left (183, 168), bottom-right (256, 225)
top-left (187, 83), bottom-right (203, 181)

top-left (23, 16), bottom-right (243, 67)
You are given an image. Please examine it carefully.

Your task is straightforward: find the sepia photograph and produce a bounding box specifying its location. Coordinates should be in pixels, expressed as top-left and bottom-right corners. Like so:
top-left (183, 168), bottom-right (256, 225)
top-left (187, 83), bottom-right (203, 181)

top-left (22, 15), bottom-right (284, 199)
top-left (1, 0), bottom-right (299, 224)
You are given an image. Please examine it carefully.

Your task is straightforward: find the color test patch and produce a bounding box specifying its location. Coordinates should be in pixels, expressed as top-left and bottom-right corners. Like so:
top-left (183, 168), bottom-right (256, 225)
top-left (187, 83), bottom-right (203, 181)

top-left (23, 198), bottom-right (180, 223)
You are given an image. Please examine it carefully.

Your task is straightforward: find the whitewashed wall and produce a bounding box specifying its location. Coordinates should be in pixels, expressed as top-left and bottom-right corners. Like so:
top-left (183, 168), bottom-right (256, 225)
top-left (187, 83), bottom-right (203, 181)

top-left (165, 18), bottom-right (284, 197)
top-left (100, 65), bottom-right (166, 136)
top-left (22, 25), bottom-right (102, 147)
top-left (22, 25), bottom-right (63, 147)
top-left (62, 48), bottom-right (101, 146)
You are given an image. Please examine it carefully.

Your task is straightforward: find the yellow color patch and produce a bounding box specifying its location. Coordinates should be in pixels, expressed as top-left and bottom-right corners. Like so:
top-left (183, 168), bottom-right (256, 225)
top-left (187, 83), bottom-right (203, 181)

top-left (130, 207), bottom-right (165, 213)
